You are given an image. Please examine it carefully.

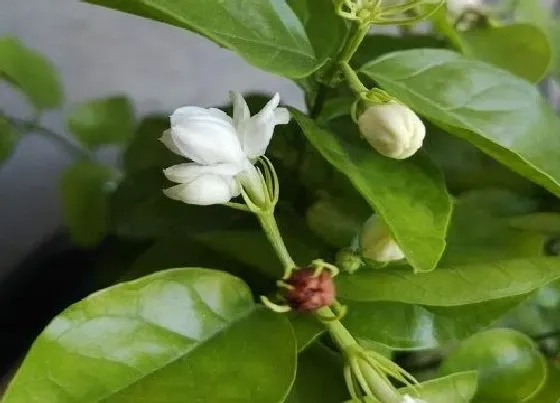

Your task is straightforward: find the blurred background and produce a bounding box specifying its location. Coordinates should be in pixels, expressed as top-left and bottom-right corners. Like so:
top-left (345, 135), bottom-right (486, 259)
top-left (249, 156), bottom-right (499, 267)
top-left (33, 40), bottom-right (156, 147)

top-left (0, 0), bottom-right (306, 279)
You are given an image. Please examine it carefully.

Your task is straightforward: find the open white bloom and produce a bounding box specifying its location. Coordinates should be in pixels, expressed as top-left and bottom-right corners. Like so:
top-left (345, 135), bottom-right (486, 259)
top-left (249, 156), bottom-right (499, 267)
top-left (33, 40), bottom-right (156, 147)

top-left (161, 92), bottom-right (289, 205)
top-left (446, 0), bottom-right (483, 16)
top-left (359, 214), bottom-right (405, 262)
top-left (402, 395), bottom-right (426, 403)
top-left (358, 102), bottom-right (425, 159)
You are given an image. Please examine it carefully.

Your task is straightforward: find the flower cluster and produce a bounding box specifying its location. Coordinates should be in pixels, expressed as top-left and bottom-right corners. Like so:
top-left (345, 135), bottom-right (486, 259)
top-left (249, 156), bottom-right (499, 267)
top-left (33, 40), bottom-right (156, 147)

top-left (161, 92), bottom-right (288, 206)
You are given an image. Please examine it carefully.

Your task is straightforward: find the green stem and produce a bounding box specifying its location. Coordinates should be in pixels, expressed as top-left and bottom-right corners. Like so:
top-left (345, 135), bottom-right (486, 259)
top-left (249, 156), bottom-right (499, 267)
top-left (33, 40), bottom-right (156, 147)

top-left (256, 210), bottom-right (296, 273)
top-left (339, 23), bottom-right (370, 64)
top-left (315, 306), bottom-right (357, 350)
top-left (340, 61), bottom-right (368, 94)
top-left (358, 363), bottom-right (402, 403)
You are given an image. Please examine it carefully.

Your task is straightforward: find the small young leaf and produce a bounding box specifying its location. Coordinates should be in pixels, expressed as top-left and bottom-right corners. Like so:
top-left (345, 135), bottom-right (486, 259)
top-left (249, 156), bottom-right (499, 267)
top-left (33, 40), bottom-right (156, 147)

top-left (61, 161), bottom-right (113, 247)
top-left (360, 49), bottom-right (560, 197)
top-left (342, 297), bottom-right (524, 350)
top-left (83, 0), bottom-right (320, 79)
top-left (292, 109), bottom-right (452, 272)
top-left (336, 257), bottom-right (560, 306)
top-left (0, 115), bottom-right (19, 163)
top-left (0, 36), bottom-right (63, 109)
top-left (440, 329), bottom-right (547, 402)
top-left (3, 268), bottom-right (297, 403)
top-left (67, 96), bottom-right (134, 148)
top-left (459, 23), bottom-right (552, 82)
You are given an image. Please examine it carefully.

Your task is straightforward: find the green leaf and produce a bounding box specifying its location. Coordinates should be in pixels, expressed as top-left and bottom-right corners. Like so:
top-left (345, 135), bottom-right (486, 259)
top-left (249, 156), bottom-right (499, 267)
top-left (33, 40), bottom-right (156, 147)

top-left (439, 190), bottom-right (545, 266)
top-left (0, 36), bottom-right (63, 109)
top-left (336, 257), bottom-right (560, 306)
top-left (287, 0), bottom-right (347, 67)
top-left (286, 343), bottom-right (349, 403)
top-left (459, 23), bottom-right (551, 82)
top-left (342, 297), bottom-right (524, 350)
top-left (526, 362), bottom-right (560, 403)
top-left (83, 0), bottom-right (319, 79)
top-left (61, 161), bottom-right (113, 247)
top-left (288, 313), bottom-right (324, 352)
top-left (352, 34), bottom-right (447, 68)
top-left (67, 96), bottom-right (134, 148)
top-left (399, 372), bottom-right (478, 403)
top-left (0, 115), bottom-right (18, 163)
top-left (360, 49), bottom-right (560, 197)
top-left (440, 328), bottom-right (547, 402)
top-left (3, 268), bottom-right (297, 403)
top-left (291, 109), bottom-right (452, 272)
top-left (123, 115), bottom-right (182, 174)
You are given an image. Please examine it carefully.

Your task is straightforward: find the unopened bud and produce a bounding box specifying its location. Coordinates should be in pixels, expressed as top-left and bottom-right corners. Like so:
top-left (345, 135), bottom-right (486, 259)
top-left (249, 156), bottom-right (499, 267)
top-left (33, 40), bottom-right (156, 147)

top-left (285, 268), bottom-right (335, 312)
top-left (358, 102), bottom-right (425, 159)
top-left (336, 248), bottom-right (363, 274)
top-left (360, 215), bottom-right (405, 262)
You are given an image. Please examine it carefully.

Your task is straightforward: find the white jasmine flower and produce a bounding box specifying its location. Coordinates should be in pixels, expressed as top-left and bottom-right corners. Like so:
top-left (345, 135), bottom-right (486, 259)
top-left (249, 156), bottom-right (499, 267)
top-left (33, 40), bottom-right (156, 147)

top-left (446, 0), bottom-right (483, 16)
top-left (359, 214), bottom-right (405, 262)
top-left (402, 394), bottom-right (426, 403)
top-left (358, 102), bottom-right (425, 159)
top-left (161, 92), bottom-right (289, 205)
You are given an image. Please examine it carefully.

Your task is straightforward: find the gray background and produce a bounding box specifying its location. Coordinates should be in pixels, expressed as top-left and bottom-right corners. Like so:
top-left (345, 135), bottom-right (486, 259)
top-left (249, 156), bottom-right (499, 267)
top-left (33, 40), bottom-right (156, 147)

top-left (0, 0), bottom-right (305, 278)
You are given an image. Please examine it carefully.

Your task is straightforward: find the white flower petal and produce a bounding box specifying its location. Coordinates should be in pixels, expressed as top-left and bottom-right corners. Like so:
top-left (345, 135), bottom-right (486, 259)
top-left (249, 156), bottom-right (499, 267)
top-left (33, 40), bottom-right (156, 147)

top-left (160, 129), bottom-right (183, 156)
top-left (163, 174), bottom-right (237, 205)
top-left (170, 116), bottom-right (245, 165)
top-left (230, 91), bottom-right (250, 130)
top-left (163, 162), bottom-right (243, 184)
top-left (171, 106), bottom-right (232, 126)
top-left (237, 92), bottom-right (289, 159)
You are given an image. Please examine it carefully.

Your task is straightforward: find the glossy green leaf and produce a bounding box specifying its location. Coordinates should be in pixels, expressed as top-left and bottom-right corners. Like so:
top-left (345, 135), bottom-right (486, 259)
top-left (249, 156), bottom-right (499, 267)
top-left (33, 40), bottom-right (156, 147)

top-left (399, 372), bottom-right (478, 403)
top-left (287, 0), bottom-right (347, 66)
top-left (292, 109), bottom-right (452, 272)
top-left (336, 257), bottom-right (560, 306)
top-left (286, 343), bottom-right (348, 403)
top-left (360, 49), bottom-right (560, 197)
top-left (67, 96), bottom-right (134, 148)
top-left (83, 0), bottom-right (319, 79)
top-left (123, 115), bottom-right (181, 174)
top-left (342, 297), bottom-right (523, 350)
top-left (526, 362), bottom-right (560, 403)
top-left (352, 34), bottom-right (446, 68)
top-left (424, 125), bottom-right (538, 196)
top-left (439, 190), bottom-right (545, 266)
top-left (0, 36), bottom-right (63, 109)
top-left (4, 268), bottom-right (297, 403)
top-left (440, 329), bottom-right (547, 402)
top-left (61, 161), bottom-right (113, 247)
top-left (288, 314), bottom-right (324, 352)
top-left (459, 23), bottom-right (551, 82)
top-left (0, 115), bottom-right (18, 163)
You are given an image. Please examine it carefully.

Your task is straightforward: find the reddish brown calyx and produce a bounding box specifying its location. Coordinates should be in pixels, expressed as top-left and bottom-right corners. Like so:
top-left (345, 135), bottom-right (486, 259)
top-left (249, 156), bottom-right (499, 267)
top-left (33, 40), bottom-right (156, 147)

top-left (284, 267), bottom-right (336, 312)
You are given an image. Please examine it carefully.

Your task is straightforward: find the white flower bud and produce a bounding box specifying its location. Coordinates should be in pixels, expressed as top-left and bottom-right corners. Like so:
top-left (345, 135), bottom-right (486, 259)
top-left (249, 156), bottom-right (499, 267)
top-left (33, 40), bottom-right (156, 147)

top-left (446, 0), bottom-right (484, 16)
top-left (358, 102), bottom-right (425, 159)
top-left (359, 215), bottom-right (405, 262)
top-left (402, 395), bottom-right (426, 403)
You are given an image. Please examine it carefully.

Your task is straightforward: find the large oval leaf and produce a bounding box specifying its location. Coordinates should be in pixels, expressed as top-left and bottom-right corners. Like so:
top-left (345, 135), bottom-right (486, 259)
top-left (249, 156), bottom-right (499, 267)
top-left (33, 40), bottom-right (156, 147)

top-left (342, 297), bottom-right (524, 350)
top-left (440, 329), bottom-right (547, 402)
top-left (83, 0), bottom-right (319, 79)
top-left (460, 23), bottom-right (552, 82)
top-left (292, 109), bottom-right (452, 272)
top-left (0, 36), bottom-right (63, 109)
top-left (336, 257), bottom-right (560, 306)
top-left (3, 268), bottom-right (297, 402)
top-left (360, 49), bottom-right (560, 197)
